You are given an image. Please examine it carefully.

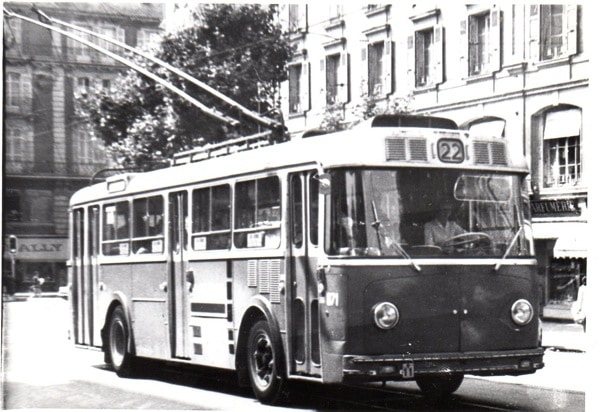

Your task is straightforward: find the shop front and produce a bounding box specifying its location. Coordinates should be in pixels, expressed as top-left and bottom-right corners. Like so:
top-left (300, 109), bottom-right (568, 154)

top-left (3, 236), bottom-right (69, 294)
top-left (531, 198), bottom-right (587, 320)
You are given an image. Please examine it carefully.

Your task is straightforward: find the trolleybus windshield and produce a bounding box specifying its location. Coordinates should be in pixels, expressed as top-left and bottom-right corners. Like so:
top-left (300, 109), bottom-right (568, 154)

top-left (326, 168), bottom-right (534, 258)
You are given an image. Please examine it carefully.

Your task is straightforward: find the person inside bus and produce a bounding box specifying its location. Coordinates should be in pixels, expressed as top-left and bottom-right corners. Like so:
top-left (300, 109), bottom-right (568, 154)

top-left (424, 200), bottom-right (466, 246)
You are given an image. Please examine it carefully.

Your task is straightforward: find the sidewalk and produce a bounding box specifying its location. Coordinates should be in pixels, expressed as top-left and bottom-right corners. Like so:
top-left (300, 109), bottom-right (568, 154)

top-left (541, 319), bottom-right (587, 352)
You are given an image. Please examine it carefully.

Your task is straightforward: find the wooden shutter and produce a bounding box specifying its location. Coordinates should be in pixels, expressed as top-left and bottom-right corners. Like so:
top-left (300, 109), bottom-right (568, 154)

top-left (361, 46), bottom-right (369, 96)
top-left (298, 4), bottom-right (307, 33)
top-left (490, 6), bottom-right (501, 72)
top-left (433, 24), bottom-right (444, 84)
top-left (528, 5), bottom-right (540, 62)
top-left (459, 19), bottom-right (468, 78)
top-left (406, 35), bottom-right (415, 89)
top-left (565, 4), bottom-right (578, 56)
top-left (383, 39), bottom-right (393, 95)
top-left (340, 52), bottom-right (350, 103)
top-left (320, 58), bottom-right (326, 105)
top-left (300, 61), bottom-right (310, 112)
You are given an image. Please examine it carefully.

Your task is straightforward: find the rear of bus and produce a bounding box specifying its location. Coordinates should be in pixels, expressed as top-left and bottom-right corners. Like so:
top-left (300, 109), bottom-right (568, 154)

top-left (315, 123), bottom-right (544, 396)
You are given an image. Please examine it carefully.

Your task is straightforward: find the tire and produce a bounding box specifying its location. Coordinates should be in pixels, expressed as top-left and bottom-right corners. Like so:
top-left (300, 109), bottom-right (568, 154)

top-left (246, 319), bottom-right (286, 404)
top-left (107, 306), bottom-right (136, 377)
top-left (416, 373), bottom-right (464, 399)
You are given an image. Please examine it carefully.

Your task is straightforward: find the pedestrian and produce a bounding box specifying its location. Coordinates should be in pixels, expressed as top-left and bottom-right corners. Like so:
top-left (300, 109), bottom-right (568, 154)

top-left (571, 276), bottom-right (587, 332)
top-left (31, 271), bottom-right (44, 297)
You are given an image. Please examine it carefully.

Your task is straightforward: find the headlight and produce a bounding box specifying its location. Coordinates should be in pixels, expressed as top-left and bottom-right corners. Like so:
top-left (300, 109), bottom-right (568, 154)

top-left (511, 299), bottom-right (533, 325)
top-left (373, 302), bottom-right (400, 330)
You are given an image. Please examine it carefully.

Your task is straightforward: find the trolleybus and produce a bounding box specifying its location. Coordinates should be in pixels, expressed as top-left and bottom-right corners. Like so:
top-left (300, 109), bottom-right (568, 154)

top-left (68, 114), bottom-right (544, 404)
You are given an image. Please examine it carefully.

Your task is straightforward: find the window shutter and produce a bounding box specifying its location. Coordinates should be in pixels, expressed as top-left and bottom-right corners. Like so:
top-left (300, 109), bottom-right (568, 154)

top-left (528, 5), bottom-right (540, 62)
top-left (406, 35), bottom-right (415, 89)
top-left (383, 39), bottom-right (393, 95)
top-left (468, 16), bottom-right (478, 75)
top-left (433, 24), bottom-right (444, 84)
top-left (299, 5), bottom-right (307, 33)
top-left (459, 19), bottom-right (468, 78)
top-left (340, 52), bottom-right (350, 103)
top-left (565, 4), bottom-right (578, 56)
top-left (300, 61), bottom-right (310, 112)
top-left (490, 6), bottom-right (501, 72)
top-left (361, 46), bottom-right (369, 96)
top-left (21, 72), bottom-right (32, 113)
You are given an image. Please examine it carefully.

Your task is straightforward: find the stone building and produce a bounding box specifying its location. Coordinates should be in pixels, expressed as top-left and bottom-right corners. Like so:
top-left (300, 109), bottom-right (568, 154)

top-left (279, 4), bottom-right (588, 319)
top-left (3, 2), bottom-right (163, 293)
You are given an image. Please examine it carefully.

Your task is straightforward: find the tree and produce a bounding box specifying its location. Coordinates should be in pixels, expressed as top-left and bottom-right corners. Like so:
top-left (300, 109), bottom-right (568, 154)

top-left (80, 4), bottom-right (295, 168)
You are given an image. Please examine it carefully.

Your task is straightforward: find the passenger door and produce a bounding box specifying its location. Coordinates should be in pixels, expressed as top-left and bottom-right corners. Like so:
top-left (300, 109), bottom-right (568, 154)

top-left (289, 170), bottom-right (321, 376)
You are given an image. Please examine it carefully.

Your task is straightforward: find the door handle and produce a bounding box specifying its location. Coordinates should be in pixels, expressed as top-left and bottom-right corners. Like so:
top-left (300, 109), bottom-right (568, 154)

top-left (186, 270), bottom-right (195, 292)
top-left (159, 281), bottom-right (168, 292)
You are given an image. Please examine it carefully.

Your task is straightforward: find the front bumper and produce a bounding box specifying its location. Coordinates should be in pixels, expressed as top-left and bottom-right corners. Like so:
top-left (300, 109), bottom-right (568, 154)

top-left (343, 348), bottom-right (544, 381)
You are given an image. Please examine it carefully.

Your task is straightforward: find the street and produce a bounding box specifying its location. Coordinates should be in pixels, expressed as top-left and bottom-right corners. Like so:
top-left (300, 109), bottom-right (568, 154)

top-left (2, 297), bottom-right (587, 410)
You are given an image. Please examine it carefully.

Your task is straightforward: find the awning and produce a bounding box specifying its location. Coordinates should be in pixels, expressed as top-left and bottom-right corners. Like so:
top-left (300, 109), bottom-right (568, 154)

top-left (3, 237), bottom-right (68, 262)
top-left (543, 109), bottom-right (581, 140)
top-left (532, 221), bottom-right (587, 259)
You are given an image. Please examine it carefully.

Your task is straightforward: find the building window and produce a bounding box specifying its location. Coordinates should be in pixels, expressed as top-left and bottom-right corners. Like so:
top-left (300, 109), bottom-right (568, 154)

top-left (543, 109), bottom-right (581, 188)
top-left (68, 25), bottom-right (92, 58)
top-left (5, 190), bottom-right (22, 222)
top-left (6, 73), bottom-right (22, 108)
top-left (137, 28), bottom-right (161, 50)
top-left (6, 126), bottom-right (26, 162)
top-left (326, 54), bottom-right (341, 104)
top-left (540, 5), bottom-right (568, 60)
top-left (415, 28), bottom-right (434, 87)
top-left (469, 12), bottom-right (492, 75)
top-left (329, 5), bottom-right (342, 21)
top-left (289, 5), bottom-right (306, 33)
top-left (368, 41), bottom-right (385, 96)
top-left (76, 77), bottom-right (90, 96)
top-left (530, 5), bottom-right (578, 62)
top-left (289, 62), bottom-right (310, 114)
top-left (289, 64), bottom-right (301, 113)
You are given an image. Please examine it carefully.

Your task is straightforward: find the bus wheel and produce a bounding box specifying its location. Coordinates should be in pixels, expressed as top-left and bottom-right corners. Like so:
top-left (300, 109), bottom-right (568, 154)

top-left (246, 320), bottom-right (286, 404)
top-left (416, 373), bottom-right (463, 399)
top-left (107, 306), bottom-right (136, 377)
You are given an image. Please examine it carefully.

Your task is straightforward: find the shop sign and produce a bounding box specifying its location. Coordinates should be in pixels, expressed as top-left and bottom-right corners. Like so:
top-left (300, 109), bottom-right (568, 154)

top-left (3, 237), bottom-right (68, 261)
top-left (531, 199), bottom-right (580, 217)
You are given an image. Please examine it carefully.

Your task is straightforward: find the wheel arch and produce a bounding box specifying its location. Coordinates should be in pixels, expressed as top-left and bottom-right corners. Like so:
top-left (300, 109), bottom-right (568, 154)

top-left (101, 292), bottom-right (136, 361)
top-left (235, 295), bottom-right (286, 387)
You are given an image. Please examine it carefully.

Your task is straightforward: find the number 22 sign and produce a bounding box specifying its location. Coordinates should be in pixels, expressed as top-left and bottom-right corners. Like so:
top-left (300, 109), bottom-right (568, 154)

top-left (437, 138), bottom-right (465, 163)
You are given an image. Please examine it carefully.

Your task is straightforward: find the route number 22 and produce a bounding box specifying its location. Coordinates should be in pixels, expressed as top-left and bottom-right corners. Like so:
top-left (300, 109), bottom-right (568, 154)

top-left (437, 139), bottom-right (465, 163)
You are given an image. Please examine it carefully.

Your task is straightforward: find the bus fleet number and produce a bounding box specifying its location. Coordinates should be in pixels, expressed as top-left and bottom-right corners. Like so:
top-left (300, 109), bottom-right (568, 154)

top-left (437, 139), bottom-right (465, 163)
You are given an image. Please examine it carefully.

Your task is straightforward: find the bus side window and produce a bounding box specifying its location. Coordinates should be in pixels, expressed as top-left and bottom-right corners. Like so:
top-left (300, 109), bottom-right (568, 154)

top-left (192, 184), bottom-right (231, 250)
top-left (234, 176), bottom-right (281, 248)
top-left (132, 195), bottom-right (164, 254)
top-left (102, 201), bottom-right (130, 256)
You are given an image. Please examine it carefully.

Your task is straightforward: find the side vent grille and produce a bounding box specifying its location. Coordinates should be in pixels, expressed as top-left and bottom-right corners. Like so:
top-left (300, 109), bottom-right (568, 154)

top-left (385, 138), bottom-right (406, 160)
top-left (386, 137), bottom-right (427, 161)
top-left (409, 139), bottom-right (428, 161)
top-left (250, 259), bottom-right (281, 304)
top-left (473, 141), bottom-right (508, 165)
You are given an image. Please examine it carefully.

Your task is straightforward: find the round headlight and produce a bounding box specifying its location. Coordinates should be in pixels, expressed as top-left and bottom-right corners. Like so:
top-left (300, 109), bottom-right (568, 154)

top-left (511, 299), bottom-right (533, 325)
top-left (373, 302), bottom-right (400, 330)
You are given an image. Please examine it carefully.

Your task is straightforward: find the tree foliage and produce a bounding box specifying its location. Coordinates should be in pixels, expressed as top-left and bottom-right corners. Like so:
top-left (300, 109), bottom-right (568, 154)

top-left (80, 4), bottom-right (294, 168)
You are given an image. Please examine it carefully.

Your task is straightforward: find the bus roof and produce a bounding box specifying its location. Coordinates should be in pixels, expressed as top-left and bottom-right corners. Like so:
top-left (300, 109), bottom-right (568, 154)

top-left (70, 121), bottom-right (528, 207)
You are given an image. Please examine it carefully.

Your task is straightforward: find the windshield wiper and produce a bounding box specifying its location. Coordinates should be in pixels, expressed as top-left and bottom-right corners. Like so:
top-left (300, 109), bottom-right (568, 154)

top-left (494, 225), bottom-right (523, 271)
top-left (371, 200), bottom-right (421, 272)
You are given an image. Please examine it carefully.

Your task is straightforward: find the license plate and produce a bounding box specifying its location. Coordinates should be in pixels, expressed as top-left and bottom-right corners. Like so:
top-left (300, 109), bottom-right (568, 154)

top-left (401, 362), bottom-right (414, 378)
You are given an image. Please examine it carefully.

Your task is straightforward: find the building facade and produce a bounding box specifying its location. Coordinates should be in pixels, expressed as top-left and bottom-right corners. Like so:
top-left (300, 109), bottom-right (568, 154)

top-left (279, 4), bottom-right (589, 319)
top-left (3, 3), bottom-right (163, 293)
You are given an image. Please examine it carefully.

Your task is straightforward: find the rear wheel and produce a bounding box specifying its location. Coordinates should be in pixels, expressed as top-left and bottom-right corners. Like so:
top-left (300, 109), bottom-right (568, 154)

top-left (107, 306), bottom-right (136, 377)
top-left (416, 373), bottom-right (464, 399)
top-left (246, 320), bottom-right (286, 404)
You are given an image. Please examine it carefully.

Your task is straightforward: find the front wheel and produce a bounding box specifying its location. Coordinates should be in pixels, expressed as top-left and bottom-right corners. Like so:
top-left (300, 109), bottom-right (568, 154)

top-left (246, 320), bottom-right (286, 404)
top-left (107, 306), bottom-right (136, 377)
top-left (416, 373), bottom-right (464, 399)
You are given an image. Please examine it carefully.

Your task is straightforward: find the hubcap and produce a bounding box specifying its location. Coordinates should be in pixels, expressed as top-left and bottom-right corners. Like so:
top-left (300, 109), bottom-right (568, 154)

top-left (110, 319), bottom-right (126, 367)
top-left (252, 333), bottom-right (274, 388)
